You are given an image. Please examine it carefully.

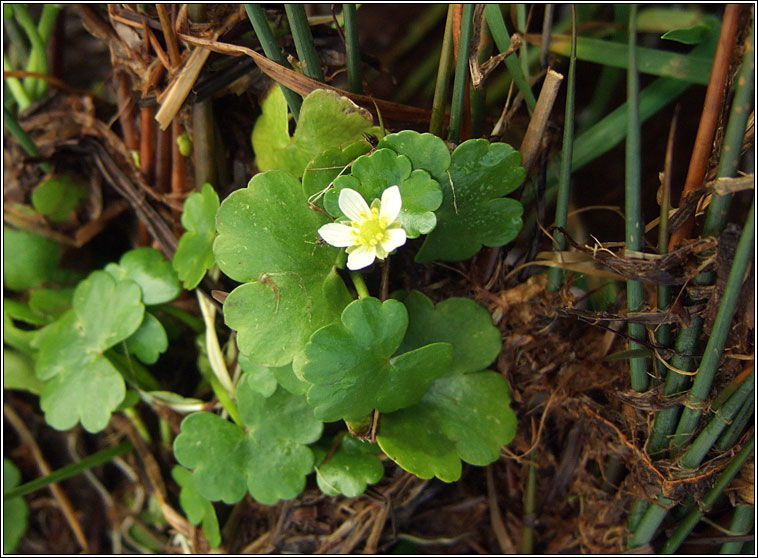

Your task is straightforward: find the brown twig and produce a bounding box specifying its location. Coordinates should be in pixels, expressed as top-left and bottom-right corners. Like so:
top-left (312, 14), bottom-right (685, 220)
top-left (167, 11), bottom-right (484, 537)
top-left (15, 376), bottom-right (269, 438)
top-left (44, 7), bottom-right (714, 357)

top-left (115, 71), bottom-right (139, 151)
top-left (156, 4), bottom-right (181, 68)
top-left (4, 404), bottom-right (90, 552)
top-left (668, 4), bottom-right (741, 249)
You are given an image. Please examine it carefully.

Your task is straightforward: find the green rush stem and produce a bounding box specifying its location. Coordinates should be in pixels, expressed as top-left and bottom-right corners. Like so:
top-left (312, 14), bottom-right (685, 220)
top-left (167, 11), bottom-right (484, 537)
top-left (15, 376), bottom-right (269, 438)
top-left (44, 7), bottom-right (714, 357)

top-left (719, 505), bottom-right (754, 554)
top-left (716, 395), bottom-right (754, 451)
top-left (516, 4), bottom-right (529, 83)
top-left (678, 372), bottom-right (754, 470)
top-left (4, 440), bottom-right (134, 500)
top-left (627, 499), bottom-right (650, 534)
top-left (547, 6), bottom-right (576, 292)
top-left (350, 271), bottom-right (370, 299)
top-left (383, 4), bottom-right (447, 63)
top-left (429, 5), bottom-right (455, 137)
top-left (628, 493), bottom-right (673, 549)
top-left (625, 5), bottom-right (648, 392)
top-left (245, 4), bottom-right (302, 121)
top-left (660, 437), bottom-right (755, 554)
top-left (3, 105), bottom-right (50, 171)
top-left (284, 4), bottom-right (325, 82)
top-left (447, 4), bottom-right (474, 144)
top-left (342, 4), bottom-right (363, 94)
top-left (37, 4), bottom-right (62, 43)
top-left (393, 47), bottom-right (440, 104)
top-left (189, 5), bottom-right (216, 188)
top-left (4, 14), bottom-right (29, 68)
top-left (673, 202), bottom-right (754, 446)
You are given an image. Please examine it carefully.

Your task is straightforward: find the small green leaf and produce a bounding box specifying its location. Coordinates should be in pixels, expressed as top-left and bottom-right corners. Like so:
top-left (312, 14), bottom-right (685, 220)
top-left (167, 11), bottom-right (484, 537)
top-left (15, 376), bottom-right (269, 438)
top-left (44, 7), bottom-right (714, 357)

top-left (4, 348), bottom-right (43, 394)
top-left (105, 247), bottom-right (181, 306)
top-left (376, 371), bottom-right (517, 482)
top-left (125, 311), bottom-right (168, 365)
top-left (377, 130), bottom-right (452, 184)
top-left (252, 88), bottom-right (379, 177)
top-left (313, 435), bottom-right (384, 497)
top-left (4, 459), bottom-right (29, 554)
top-left (3, 298), bottom-right (48, 325)
top-left (215, 170), bottom-right (351, 366)
top-left (661, 24), bottom-right (711, 45)
top-left (272, 363), bottom-right (309, 395)
top-left (31, 174), bottom-right (88, 222)
top-left (32, 271), bottom-right (144, 432)
top-left (293, 297), bottom-right (454, 422)
top-left (3, 226), bottom-right (60, 291)
top-left (302, 141), bottom-right (372, 207)
top-left (399, 291), bottom-right (502, 375)
top-left (323, 148), bottom-right (443, 238)
top-left (174, 382), bottom-right (323, 505)
top-left (238, 353), bottom-right (277, 397)
top-left (172, 466), bottom-right (221, 548)
top-left (173, 183), bottom-right (220, 290)
top-left (415, 139), bottom-right (525, 263)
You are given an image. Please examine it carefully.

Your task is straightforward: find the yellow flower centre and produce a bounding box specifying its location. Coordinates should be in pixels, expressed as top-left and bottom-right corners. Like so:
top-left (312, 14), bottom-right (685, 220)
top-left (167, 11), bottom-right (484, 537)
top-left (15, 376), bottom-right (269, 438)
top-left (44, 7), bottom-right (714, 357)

top-left (350, 207), bottom-right (390, 247)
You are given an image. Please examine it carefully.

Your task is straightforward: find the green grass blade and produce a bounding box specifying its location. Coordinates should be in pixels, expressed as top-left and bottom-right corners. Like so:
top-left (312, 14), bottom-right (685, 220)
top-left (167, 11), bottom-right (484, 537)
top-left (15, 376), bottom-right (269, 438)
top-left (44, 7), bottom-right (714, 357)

top-left (284, 4), bottom-right (325, 82)
top-left (660, 437), bottom-right (755, 554)
top-left (3, 105), bottom-right (50, 172)
top-left (547, 33), bottom-right (715, 85)
top-left (547, 6), bottom-right (576, 292)
top-left (9, 4), bottom-right (48, 99)
top-left (4, 440), bottom-right (133, 500)
top-left (674, 202), bottom-right (755, 445)
top-left (3, 53), bottom-right (32, 110)
top-left (429, 5), bottom-right (454, 137)
top-left (484, 4), bottom-right (536, 112)
top-left (625, 6), bottom-right (648, 392)
top-left (245, 4), bottom-right (302, 122)
top-left (342, 4), bottom-right (363, 94)
top-left (447, 4), bottom-right (474, 144)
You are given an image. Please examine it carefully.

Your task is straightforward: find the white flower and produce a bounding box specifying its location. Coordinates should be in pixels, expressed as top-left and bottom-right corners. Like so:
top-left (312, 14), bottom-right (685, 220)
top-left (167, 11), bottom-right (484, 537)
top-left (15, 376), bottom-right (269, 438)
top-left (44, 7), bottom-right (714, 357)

top-left (318, 186), bottom-right (407, 270)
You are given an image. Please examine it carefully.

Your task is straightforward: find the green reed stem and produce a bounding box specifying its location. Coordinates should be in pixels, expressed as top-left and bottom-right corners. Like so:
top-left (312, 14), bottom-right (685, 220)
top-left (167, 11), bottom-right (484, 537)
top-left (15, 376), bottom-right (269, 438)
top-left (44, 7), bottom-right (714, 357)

top-left (429, 5), bottom-right (455, 137)
top-left (547, 6), bottom-right (576, 292)
top-left (245, 4), bottom-right (302, 122)
top-left (285, 4), bottom-right (325, 82)
top-left (343, 4), bottom-right (363, 94)
top-left (716, 395), bottom-right (754, 451)
top-left (719, 505), bottom-right (754, 554)
top-left (625, 6), bottom-right (648, 392)
top-left (660, 437), bottom-right (755, 554)
top-left (447, 4), bottom-right (474, 144)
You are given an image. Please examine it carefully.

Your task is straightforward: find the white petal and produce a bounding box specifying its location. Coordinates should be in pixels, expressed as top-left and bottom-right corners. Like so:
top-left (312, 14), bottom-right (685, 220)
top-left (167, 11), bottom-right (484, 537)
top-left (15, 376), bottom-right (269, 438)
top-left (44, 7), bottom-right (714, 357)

top-left (379, 185), bottom-right (402, 223)
top-left (318, 223), bottom-right (356, 247)
top-left (339, 188), bottom-right (371, 222)
top-left (380, 227), bottom-right (406, 253)
top-left (346, 245), bottom-right (376, 270)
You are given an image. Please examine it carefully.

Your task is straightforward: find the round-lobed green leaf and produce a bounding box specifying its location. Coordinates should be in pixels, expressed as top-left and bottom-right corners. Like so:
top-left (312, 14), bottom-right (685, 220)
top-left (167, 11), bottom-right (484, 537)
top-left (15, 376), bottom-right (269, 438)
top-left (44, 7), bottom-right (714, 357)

top-left (173, 183), bottom-right (220, 290)
top-left (105, 247), bottom-right (181, 306)
top-left (313, 435), bottom-right (384, 497)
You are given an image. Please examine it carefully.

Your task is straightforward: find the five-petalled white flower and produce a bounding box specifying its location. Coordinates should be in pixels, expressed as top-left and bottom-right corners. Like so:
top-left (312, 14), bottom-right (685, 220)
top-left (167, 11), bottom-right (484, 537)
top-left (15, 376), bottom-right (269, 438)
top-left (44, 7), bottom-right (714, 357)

top-left (318, 186), bottom-right (407, 270)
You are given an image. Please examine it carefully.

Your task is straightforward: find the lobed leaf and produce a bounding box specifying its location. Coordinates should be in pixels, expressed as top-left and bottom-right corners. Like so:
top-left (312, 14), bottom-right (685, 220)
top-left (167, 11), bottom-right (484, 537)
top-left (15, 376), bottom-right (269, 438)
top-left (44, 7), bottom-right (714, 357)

top-left (293, 297), bottom-right (454, 422)
top-left (3, 226), bottom-right (60, 291)
top-left (105, 247), bottom-right (181, 306)
top-left (313, 435), bottom-right (384, 497)
top-left (172, 466), bottom-right (221, 548)
top-left (415, 139), bottom-right (525, 262)
top-left (174, 382), bottom-right (323, 505)
top-left (302, 141), bottom-right (372, 207)
top-left (31, 174), bottom-right (88, 222)
top-left (3, 459), bottom-right (28, 554)
top-left (124, 311), bottom-right (169, 365)
top-left (173, 183), bottom-right (220, 290)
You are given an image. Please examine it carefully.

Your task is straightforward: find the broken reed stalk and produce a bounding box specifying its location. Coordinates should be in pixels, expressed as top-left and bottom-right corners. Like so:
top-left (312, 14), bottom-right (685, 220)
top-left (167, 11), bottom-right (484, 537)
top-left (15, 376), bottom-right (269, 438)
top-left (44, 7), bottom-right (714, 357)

top-left (140, 105), bottom-right (155, 184)
top-left (342, 4), bottom-right (363, 94)
top-left (447, 3), bottom-right (474, 144)
top-left (518, 68), bottom-right (562, 175)
top-left (547, 6), bottom-right (576, 292)
top-left (171, 120), bottom-right (185, 218)
top-left (667, 4), bottom-right (740, 250)
top-left (189, 3), bottom-right (216, 188)
top-left (115, 72), bottom-right (139, 152)
top-left (285, 4), bottom-right (325, 82)
top-left (624, 5), bottom-right (648, 392)
top-left (245, 3), bottom-right (302, 122)
top-left (429, 5), bottom-right (455, 137)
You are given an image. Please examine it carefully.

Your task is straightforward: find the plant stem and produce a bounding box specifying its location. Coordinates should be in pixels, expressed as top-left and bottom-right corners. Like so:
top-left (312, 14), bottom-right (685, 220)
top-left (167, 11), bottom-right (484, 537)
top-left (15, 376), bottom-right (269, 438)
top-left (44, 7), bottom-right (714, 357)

top-left (350, 271), bottom-right (370, 299)
top-left (547, 6), bottom-right (576, 292)
top-left (3, 105), bottom-right (50, 172)
top-left (673, 202), bottom-right (754, 445)
top-left (720, 505), bottom-right (754, 554)
top-left (660, 437), bottom-right (755, 554)
top-left (625, 5), bottom-right (648, 392)
top-left (447, 4), bottom-right (474, 144)
top-left (285, 4), bottom-right (325, 82)
top-left (429, 5), bottom-right (455, 137)
top-left (716, 394), bottom-right (754, 451)
top-left (520, 458), bottom-right (537, 554)
top-left (4, 440), bottom-right (133, 500)
top-left (245, 4), bottom-right (302, 121)
top-left (10, 4), bottom-right (48, 100)
top-left (342, 4), bottom-right (363, 94)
